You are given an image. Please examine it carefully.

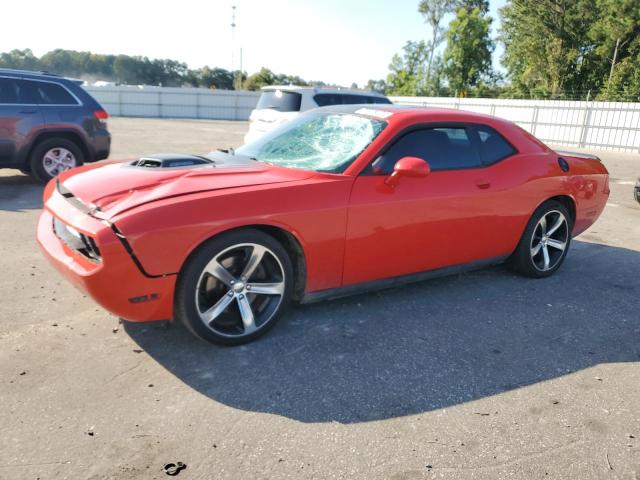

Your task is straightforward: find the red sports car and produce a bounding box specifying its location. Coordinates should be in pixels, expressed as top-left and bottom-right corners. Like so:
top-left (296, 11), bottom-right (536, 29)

top-left (37, 105), bottom-right (610, 345)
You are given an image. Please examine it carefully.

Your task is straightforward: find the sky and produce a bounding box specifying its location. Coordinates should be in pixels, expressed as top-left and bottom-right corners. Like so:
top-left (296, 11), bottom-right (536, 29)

top-left (1, 0), bottom-right (507, 86)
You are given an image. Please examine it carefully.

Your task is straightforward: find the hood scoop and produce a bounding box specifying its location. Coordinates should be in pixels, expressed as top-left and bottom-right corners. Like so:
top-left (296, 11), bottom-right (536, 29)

top-left (130, 154), bottom-right (213, 169)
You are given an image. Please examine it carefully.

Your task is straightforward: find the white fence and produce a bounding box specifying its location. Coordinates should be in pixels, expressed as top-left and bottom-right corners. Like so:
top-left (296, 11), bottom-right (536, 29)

top-left (84, 86), bottom-right (640, 153)
top-left (84, 86), bottom-right (260, 121)
top-left (391, 96), bottom-right (640, 153)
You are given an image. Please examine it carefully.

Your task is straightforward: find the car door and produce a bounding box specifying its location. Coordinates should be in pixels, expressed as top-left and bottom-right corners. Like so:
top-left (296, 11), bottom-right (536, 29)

top-left (0, 77), bottom-right (44, 165)
top-left (342, 125), bottom-right (506, 286)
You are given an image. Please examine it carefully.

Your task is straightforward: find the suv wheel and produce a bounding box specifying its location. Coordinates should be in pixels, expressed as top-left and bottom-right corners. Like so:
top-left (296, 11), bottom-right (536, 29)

top-left (30, 138), bottom-right (84, 183)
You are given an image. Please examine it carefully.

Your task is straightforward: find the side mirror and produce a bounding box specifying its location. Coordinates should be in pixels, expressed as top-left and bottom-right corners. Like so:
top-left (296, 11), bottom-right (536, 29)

top-left (384, 156), bottom-right (430, 187)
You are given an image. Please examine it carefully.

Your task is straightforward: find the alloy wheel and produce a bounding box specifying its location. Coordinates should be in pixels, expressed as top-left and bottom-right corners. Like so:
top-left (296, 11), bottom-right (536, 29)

top-left (194, 243), bottom-right (286, 338)
top-left (529, 210), bottom-right (569, 271)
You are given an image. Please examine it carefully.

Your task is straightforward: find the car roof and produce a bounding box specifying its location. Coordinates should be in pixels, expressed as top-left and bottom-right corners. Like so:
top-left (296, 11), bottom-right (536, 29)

top-left (0, 68), bottom-right (81, 84)
top-left (316, 103), bottom-right (503, 124)
top-left (261, 85), bottom-right (388, 97)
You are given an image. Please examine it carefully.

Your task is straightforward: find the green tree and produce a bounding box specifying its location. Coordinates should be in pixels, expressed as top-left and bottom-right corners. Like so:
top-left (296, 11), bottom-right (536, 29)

top-left (243, 67), bottom-right (276, 91)
top-left (589, 0), bottom-right (640, 100)
top-left (443, 7), bottom-right (494, 95)
top-left (195, 67), bottom-right (234, 90)
top-left (499, 0), bottom-right (599, 99)
top-left (456, 0), bottom-right (489, 14)
top-left (0, 49), bottom-right (39, 70)
top-left (386, 41), bottom-right (430, 95)
top-left (366, 78), bottom-right (388, 93)
top-left (418, 0), bottom-right (457, 89)
top-left (243, 67), bottom-right (308, 90)
top-left (0, 48), bottom-right (319, 91)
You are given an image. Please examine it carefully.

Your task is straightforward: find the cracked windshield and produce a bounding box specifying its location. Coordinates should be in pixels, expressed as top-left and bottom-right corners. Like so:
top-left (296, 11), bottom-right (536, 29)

top-left (235, 112), bottom-right (386, 172)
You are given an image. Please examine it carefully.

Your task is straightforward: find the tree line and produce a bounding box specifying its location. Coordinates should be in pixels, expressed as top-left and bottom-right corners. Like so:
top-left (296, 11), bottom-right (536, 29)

top-left (370, 0), bottom-right (639, 101)
top-left (1, 0), bottom-right (638, 101)
top-left (0, 49), bottom-right (330, 91)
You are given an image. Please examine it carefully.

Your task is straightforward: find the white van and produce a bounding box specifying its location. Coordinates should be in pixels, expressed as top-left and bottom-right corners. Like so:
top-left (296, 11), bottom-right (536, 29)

top-left (244, 85), bottom-right (391, 143)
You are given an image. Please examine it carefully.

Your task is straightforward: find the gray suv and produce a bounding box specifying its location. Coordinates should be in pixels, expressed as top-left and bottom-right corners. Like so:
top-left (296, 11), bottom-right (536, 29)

top-left (0, 69), bottom-right (111, 183)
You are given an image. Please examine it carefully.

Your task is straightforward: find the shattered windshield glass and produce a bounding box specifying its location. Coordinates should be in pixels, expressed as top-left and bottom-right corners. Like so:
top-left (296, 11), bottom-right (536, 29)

top-left (235, 111), bottom-right (386, 172)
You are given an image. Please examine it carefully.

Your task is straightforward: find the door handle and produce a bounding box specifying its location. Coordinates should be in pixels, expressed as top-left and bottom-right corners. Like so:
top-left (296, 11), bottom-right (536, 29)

top-left (19, 109), bottom-right (37, 114)
top-left (475, 179), bottom-right (491, 189)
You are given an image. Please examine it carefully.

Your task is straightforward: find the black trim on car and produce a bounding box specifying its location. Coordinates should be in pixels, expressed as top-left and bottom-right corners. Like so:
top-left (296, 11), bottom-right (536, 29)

top-left (300, 255), bottom-right (509, 304)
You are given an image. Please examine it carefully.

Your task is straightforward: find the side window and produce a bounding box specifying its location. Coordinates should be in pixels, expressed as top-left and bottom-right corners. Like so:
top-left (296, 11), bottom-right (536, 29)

top-left (371, 96), bottom-right (392, 104)
top-left (313, 94), bottom-right (343, 107)
top-left (371, 127), bottom-right (482, 174)
top-left (14, 80), bottom-right (41, 104)
top-left (35, 82), bottom-right (78, 105)
top-left (343, 94), bottom-right (368, 104)
top-left (0, 78), bottom-right (19, 104)
top-left (475, 126), bottom-right (516, 165)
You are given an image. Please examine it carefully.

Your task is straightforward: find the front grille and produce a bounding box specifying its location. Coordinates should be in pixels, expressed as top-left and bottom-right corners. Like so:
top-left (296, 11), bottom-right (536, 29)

top-left (53, 218), bottom-right (102, 262)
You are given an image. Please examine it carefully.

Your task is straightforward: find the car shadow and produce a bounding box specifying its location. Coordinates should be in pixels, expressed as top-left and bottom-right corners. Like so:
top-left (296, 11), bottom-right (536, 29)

top-left (125, 240), bottom-right (640, 424)
top-left (0, 171), bottom-right (44, 212)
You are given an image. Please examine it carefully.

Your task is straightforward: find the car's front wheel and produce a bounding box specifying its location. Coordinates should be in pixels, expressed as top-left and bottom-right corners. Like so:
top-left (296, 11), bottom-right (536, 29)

top-left (30, 138), bottom-right (84, 183)
top-left (508, 200), bottom-right (572, 278)
top-left (175, 229), bottom-right (293, 345)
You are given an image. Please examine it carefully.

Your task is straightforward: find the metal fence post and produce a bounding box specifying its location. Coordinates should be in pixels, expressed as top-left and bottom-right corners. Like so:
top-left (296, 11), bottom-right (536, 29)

top-left (158, 91), bottom-right (163, 118)
top-left (489, 104), bottom-right (496, 117)
top-left (117, 88), bottom-right (122, 117)
top-left (531, 106), bottom-right (539, 135)
top-left (579, 102), bottom-right (593, 148)
top-left (233, 91), bottom-right (239, 121)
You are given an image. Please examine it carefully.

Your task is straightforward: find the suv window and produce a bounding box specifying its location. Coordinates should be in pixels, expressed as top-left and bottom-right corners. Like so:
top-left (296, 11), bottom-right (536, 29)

top-left (0, 78), bottom-right (19, 104)
top-left (475, 126), bottom-right (516, 165)
top-left (370, 96), bottom-right (392, 104)
top-left (371, 127), bottom-right (481, 173)
top-left (314, 94), bottom-right (343, 107)
top-left (36, 81), bottom-right (77, 105)
top-left (14, 79), bottom-right (41, 104)
top-left (343, 94), bottom-right (371, 104)
top-left (314, 93), bottom-right (392, 107)
top-left (256, 90), bottom-right (302, 112)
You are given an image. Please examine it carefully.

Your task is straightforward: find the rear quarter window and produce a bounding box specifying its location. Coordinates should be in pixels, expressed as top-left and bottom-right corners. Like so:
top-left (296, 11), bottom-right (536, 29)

top-left (474, 126), bottom-right (516, 165)
top-left (256, 90), bottom-right (302, 112)
top-left (36, 81), bottom-right (78, 105)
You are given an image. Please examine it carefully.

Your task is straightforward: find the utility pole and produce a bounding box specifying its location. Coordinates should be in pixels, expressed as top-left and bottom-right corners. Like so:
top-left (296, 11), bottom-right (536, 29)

top-left (231, 5), bottom-right (237, 89)
top-left (238, 47), bottom-right (243, 90)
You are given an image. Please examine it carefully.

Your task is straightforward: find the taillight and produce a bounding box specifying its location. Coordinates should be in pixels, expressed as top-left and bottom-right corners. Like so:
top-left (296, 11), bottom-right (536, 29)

top-left (94, 110), bottom-right (109, 120)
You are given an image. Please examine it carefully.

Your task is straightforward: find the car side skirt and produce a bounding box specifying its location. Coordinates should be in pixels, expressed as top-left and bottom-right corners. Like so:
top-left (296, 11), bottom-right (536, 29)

top-left (300, 255), bottom-right (509, 304)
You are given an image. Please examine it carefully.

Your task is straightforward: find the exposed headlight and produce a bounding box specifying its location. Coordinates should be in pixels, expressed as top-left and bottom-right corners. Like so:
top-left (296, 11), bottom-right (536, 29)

top-left (53, 218), bottom-right (102, 262)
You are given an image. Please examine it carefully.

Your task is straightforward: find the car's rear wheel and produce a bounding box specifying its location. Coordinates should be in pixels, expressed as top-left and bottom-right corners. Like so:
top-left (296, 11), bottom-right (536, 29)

top-left (29, 138), bottom-right (84, 183)
top-left (174, 229), bottom-right (293, 345)
top-left (508, 200), bottom-right (572, 278)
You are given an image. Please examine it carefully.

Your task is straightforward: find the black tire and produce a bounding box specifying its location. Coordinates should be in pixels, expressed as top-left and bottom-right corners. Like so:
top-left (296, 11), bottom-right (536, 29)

top-left (508, 200), bottom-right (572, 278)
top-left (29, 138), bottom-right (84, 184)
top-left (174, 229), bottom-right (294, 346)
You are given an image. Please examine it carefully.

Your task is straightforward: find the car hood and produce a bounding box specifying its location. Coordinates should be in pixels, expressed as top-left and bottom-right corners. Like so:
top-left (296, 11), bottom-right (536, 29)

top-left (57, 153), bottom-right (315, 219)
